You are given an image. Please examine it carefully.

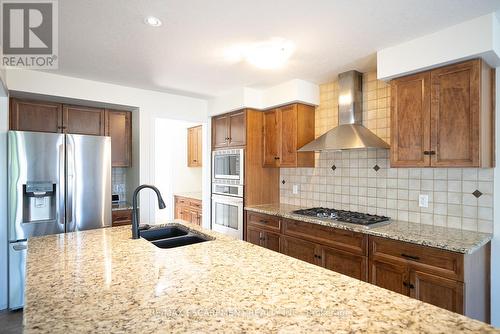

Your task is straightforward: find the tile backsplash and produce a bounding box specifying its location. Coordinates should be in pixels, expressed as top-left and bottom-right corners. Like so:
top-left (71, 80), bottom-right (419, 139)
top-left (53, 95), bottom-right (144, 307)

top-left (112, 167), bottom-right (128, 201)
top-left (279, 71), bottom-right (494, 233)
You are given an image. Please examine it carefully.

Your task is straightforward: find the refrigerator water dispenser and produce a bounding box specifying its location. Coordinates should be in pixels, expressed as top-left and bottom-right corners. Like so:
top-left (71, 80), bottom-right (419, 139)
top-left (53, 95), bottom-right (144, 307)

top-left (22, 182), bottom-right (56, 222)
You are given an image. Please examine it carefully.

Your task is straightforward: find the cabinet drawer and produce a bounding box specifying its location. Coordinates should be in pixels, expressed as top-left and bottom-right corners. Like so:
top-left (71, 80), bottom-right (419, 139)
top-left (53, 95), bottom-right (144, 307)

top-left (369, 236), bottom-right (463, 281)
top-left (246, 212), bottom-right (281, 232)
top-left (283, 219), bottom-right (367, 256)
top-left (189, 199), bottom-right (202, 209)
top-left (175, 196), bottom-right (189, 206)
top-left (112, 209), bottom-right (133, 226)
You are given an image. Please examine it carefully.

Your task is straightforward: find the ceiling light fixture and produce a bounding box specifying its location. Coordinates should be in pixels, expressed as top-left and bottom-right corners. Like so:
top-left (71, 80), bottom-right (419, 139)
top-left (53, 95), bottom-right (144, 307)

top-left (224, 38), bottom-right (295, 69)
top-left (144, 16), bottom-right (162, 27)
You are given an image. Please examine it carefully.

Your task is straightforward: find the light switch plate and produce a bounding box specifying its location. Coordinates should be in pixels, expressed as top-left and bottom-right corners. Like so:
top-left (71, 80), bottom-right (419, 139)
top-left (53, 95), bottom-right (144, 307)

top-left (419, 194), bottom-right (429, 208)
top-left (292, 184), bottom-right (299, 195)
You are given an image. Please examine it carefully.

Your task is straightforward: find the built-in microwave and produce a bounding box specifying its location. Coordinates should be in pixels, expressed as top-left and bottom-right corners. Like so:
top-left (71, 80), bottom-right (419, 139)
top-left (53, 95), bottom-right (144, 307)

top-left (212, 149), bottom-right (244, 185)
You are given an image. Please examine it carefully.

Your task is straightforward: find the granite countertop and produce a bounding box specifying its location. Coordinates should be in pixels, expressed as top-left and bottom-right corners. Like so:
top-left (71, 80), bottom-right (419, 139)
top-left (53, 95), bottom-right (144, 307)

top-left (111, 201), bottom-right (133, 211)
top-left (24, 221), bottom-right (497, 333)
top-left (245, 203), bottom-right (492, 254)
top-left (175, 192), bottom-right (203, 201)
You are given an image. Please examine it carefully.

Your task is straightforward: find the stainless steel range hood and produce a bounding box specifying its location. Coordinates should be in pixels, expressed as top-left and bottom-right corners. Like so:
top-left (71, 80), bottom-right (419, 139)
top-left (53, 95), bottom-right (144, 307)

top-left (298, 70), bottom-right (390, 151)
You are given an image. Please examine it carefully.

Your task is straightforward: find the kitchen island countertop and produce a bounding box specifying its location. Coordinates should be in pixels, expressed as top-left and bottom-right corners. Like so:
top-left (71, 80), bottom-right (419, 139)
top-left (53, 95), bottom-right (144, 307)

top-left (24, 221), bottom-right (497, 333)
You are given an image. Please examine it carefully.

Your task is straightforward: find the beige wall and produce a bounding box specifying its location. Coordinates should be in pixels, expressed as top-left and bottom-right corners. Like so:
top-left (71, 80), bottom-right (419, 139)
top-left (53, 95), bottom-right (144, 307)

top-left (280, 71), bottom-right (494, 233)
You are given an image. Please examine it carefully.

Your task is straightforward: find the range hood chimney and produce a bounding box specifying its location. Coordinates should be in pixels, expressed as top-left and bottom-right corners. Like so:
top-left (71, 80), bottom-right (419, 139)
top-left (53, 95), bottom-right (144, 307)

top-left (298, 70), bottom-right (390, 151)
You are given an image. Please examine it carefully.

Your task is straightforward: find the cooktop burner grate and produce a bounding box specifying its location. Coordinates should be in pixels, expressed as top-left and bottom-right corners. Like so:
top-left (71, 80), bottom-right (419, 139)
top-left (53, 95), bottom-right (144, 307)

top-left (292, 207), bottom-right (390, 226)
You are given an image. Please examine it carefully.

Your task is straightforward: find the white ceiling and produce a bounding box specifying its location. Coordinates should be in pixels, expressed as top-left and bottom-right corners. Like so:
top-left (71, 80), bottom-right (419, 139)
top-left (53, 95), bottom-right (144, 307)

top-left (54, 0), bottom-right (500, 98)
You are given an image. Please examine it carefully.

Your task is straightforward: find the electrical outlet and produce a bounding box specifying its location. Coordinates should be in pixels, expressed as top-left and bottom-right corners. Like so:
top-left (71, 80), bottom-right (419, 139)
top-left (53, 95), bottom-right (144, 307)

top-left (292, 184), bottom-right (299, 195)
top-left (419, 194), bottom-right (429, 208)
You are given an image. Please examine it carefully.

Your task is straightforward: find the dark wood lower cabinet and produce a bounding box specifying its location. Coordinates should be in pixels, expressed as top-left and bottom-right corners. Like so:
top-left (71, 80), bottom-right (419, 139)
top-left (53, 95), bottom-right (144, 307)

top-left (369, 259), bottom-right (408, 295)
top-left (281, 235), bottom-right (318, 265)
top-left (322, 246), bottom-right (368, 281)
top-left (410, 270), bottom-right (464, 314)
top-left (247, 225), bottom-right (281, 253)
top-left (244, 211), bottom-right (490, 323)
top-left (112, 209), bottom-right (133, 227)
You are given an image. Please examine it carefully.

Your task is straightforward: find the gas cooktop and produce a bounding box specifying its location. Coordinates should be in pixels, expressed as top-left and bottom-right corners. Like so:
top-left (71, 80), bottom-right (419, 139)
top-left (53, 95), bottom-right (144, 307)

top-left (292, 207), bottom-right (391, 228)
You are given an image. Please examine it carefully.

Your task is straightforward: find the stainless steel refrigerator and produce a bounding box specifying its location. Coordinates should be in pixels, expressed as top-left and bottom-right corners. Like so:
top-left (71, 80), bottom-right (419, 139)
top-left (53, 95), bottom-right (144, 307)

top-left (7, 131), bottom-right (111, 309)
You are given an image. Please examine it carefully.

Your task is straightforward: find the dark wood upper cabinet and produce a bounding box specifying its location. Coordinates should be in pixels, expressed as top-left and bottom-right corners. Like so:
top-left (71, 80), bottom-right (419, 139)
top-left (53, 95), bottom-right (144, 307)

top-left (390, 59), bottom-right (493, 168)
top-left (105, 109), bottom-right (132, 167)
top-left (390, 72), bottom-right (430, 167)
top-left (187, 125), bottom-right (202, 167)
top-left (10, 98), bottom-right (62, 133)
top-left (63, 105), bottom-right (105, 136)
top-left (228, 111), bottom-right (246, 146)
top-left (262, 103), bottom-right (315, 168)
top-left (263, 109), bottom-right (280, 167)
top-left (212, 110), bottom-right (246, 148)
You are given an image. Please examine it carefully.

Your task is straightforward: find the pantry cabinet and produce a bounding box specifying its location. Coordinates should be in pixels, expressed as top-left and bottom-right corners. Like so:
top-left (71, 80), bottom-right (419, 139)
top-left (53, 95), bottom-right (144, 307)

top-left (390, 59), bottom-right (493, 168)
top-left (187, 125), bottom-right (202, 167)
top-left (262, 103), bottom-right (315, 168)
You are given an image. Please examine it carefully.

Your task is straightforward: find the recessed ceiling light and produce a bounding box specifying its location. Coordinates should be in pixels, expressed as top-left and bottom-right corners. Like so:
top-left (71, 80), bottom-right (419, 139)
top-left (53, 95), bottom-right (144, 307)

top-left (223, 38), bottom-right (295, 69)
top-left (144, 16), bottom-right (162, 27)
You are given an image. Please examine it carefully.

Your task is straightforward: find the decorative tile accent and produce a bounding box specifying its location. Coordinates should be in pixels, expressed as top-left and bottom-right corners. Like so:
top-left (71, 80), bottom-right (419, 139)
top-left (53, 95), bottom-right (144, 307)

top-left (472, 190), bottom-right (483, 198)
top-left (373, 165), bottom-right (380, 172)
top-left (282, 179), bottom-right (286, 185)
top-left (331, 164), bottom-right (337, 171)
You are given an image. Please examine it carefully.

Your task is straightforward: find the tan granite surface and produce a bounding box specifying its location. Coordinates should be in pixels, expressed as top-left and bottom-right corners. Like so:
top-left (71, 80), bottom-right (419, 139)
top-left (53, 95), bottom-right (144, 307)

top-left (245, 203), bottom-right (492, 254)
top-left (111, 201), bottom-right (133, 211)
top-left (24, 221), bottom-right (497, 333)
top-left (175, 192), bottom-right (203, 201)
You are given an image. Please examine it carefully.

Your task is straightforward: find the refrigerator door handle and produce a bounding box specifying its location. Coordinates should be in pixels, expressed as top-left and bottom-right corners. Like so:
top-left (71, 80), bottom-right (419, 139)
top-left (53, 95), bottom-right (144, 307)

top-left (66, 136), bottom-right (75, 232)
top-left (58, 143), bottom-right (65, 227)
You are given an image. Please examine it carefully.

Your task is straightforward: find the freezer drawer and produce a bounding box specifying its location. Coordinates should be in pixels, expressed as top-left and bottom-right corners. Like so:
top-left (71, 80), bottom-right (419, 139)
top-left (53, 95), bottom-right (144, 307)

top-left (8, 241), bottom-right (27, 310)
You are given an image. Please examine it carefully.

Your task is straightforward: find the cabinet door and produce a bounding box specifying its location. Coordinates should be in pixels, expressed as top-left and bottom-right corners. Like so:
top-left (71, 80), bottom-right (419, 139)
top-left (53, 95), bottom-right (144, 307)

top-left (369, 259), bottom-right (408, 295)
top-left (263, 109), bottom-right (280, 167)
top-left (10, 98), bottom-right (62, 133)
top-left (430, 60), bottom-right (480, 167)
top-left (281, 235), bottom-right (318, 265)
top-left (321, 246), bottom-right (368, 281)
top-left (187, 125), bottom-right (202, 167)
top-left (228, 111), bottom-right (246, 147)
top-left (390, 72), bottom-right (431, 167)
top-left (212, 114), bottom-right (228, 148)
top-left (247, 225), bottom-right (263, 246)
top-left (263, 231), bottom-right (281, 253)
top-left (410, 270), bottom-right (464, 314)
top-left (279, 105), bottom-right (298, 167)
top-left (195, 125), bottom-right (202, 166)
top-left (106, 110), bottom-right (131, 167)
top-left (64, 105), bottom-right (105, 136)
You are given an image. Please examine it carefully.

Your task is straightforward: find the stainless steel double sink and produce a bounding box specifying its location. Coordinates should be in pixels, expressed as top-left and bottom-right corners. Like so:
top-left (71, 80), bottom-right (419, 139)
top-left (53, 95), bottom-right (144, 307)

top-left (139, 225), bottom-right (212, 249)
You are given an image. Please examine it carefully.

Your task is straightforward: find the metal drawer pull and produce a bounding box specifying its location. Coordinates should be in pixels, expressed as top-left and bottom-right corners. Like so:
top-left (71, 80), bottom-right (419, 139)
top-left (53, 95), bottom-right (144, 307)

top-left (403, 282), bottom-right (415, 289)
top-left (401, 253), bottom-right (420, 261)
top-left (259, 220), bottom-right (268, 224)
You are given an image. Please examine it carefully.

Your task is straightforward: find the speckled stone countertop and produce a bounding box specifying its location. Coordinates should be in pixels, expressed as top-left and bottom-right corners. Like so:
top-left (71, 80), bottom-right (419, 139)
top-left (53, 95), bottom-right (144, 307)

top-left (111, 201), bottom-right (133, 211)
top-left (245, 203), bottom-right (492, 254)
top-left (175, 192), bottom-right (203, 201)
top-left (24, 221), bottom-right (497, 333)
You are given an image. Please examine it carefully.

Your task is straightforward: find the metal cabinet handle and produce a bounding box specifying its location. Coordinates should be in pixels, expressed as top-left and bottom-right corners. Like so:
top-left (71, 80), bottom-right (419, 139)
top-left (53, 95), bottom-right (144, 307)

top-left (13, 244), bottom-right (27, 251)
top-left (401, 253), bottom-right (420, 261)
top-left (259, 220), bottom-right (268, 224)
top-left (274, 157), bottom-right (280, 160)
top-left (423, 151), bottom-right (436, 156)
